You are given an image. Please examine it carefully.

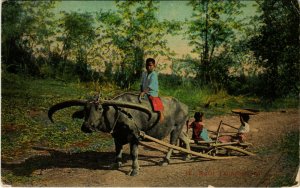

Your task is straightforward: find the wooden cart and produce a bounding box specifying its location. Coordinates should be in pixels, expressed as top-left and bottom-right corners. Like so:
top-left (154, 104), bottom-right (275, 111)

top-left (139, 108), bottom-right (258, 160)
top-left (189, 120), bottom-right (254, 158)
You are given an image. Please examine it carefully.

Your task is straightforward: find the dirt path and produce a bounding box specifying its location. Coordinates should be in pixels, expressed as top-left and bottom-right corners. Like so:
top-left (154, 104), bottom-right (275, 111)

top-left (2, 109), bottom-right (299, 187)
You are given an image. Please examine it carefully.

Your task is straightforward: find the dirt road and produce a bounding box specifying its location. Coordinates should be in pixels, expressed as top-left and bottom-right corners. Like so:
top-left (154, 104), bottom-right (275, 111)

top-left (2, 109), bottom-right (299, 187)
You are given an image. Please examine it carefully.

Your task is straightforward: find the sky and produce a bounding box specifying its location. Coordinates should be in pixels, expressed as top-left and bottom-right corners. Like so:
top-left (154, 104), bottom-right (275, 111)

top-left (54, 1), bottom-right (193, 21)
top-left (54, 1), bottom-right (258, 58)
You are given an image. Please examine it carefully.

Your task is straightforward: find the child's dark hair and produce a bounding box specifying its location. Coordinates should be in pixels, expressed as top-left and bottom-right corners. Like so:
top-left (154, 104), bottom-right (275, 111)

top-left (146, 58), bottom-right (155, 65)
top-left (241, 114), bottom-right (250, 122)
top-left (194, 112), bottom-right (203, 122)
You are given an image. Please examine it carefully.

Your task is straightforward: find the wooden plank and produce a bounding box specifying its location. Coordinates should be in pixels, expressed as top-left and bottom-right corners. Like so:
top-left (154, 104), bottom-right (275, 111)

top-left (139, 132), bottom-right (236, 160)
top-left (139, 142), bottom-right (168, 153)
top-left (222, 145), bottom-right (255, 156)
top-left (211, 142), bottom-right (239, 147)
top-left (221, 122), bottom-right (239, 130)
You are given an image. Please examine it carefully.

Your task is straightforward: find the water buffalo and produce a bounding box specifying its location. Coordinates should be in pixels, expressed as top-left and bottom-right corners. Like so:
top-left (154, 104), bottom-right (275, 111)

top-left (48, 92), bottom-right (190, 176)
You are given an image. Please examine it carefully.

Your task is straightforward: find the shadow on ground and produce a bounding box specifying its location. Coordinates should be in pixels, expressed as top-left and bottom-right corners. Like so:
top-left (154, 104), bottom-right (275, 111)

top-left (2, 146), bottom-right (207, 177)
top-left (1, 147), bottom-right (122, 176)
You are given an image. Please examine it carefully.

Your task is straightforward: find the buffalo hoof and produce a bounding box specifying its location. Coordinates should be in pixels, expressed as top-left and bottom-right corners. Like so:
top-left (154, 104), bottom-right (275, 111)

top-left (117, 162), bottom-right (122, 168)
top-left (81, 126), bottom-right (92, 133)
top-left (111, 162), bottom-right (122, 169)
top-left (183, 155), bottom-right (191, 161)
top-left (128, 169), bottom-right (139, 176)
top-left (159, 159), bottom-right (169, 166)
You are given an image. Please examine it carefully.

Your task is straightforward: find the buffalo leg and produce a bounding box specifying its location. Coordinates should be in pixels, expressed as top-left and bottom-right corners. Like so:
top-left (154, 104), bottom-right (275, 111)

top-left (129, 141), bottom-right (139, 176)
top-left (114, 139), bottom-right (123, 168)
top-left (179, 131), bottom-right (191, 160)
top-left (161, 129), bottom-right (181, 166)
top-left (162, 148), bottom-right (174, 166)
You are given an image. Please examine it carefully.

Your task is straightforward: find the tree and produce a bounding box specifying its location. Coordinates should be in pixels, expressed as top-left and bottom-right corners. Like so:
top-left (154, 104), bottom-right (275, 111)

top-left (249, 0), bottom-right (300, 99)
top-left (186, 0), bottom-right (244, 87)
top-left (55, 11), bottom-right (97, 80)
top-left (2, 1), bottom-right (57, 75)
top-left (96, 0), bottom-right (181, 88)
top-left (58, 12), bottom-right (96, 61)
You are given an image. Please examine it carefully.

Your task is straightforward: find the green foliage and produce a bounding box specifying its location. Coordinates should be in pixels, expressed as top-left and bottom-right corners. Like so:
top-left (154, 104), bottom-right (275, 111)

top-left (249, 0), bottom-right (300, 99)
top-left (58, 11), bottom-right (96, 60)
top-left (96, 0), bottom-right (181, 88)
top-left (133, 74), bottom-right (298, 118)
top-left (171, 55), bottom-right (197, 82)
top-left (1, 1), bottom-right (57, 75)
top-left (49, 11), bottom-right (98, 81)
top-left (186, 0), bottom-right (244, 86)
top-left (271, 131), bottom-right (299, 187)
top-left (1, 1), bottom-right (101, 81)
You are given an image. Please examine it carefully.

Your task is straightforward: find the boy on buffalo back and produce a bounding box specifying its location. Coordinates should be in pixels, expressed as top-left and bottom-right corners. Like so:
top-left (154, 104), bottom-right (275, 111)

top-left (139, 58), bottom-right (164, 123)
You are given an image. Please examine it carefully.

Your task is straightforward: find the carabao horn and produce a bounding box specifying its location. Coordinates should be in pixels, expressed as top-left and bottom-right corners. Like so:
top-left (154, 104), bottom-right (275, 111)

top-left (48, 100), bottom-right (87, 122)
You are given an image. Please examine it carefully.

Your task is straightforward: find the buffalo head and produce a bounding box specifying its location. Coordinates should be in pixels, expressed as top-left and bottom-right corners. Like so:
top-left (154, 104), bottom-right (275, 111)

top-left (48, 99), bottom-right (152, 133)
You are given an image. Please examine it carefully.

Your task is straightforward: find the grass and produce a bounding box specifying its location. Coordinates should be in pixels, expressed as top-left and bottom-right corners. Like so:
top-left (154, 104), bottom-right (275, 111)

top-left (157, 78), bottom-right (298, 119)
top-left (1, 72), bottom-right (299, 185)
top-left (1, 73), bottom-right (115, 161)
top-left (269, 131), bottom-right (299, 187)
top-left (1, 73), bottom-right (118, 184)
top-left (253, 130), bottom-right (299, 187)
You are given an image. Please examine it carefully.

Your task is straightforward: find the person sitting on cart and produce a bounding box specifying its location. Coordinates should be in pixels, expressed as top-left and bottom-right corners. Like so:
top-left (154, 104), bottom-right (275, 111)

top-left (188, 112), bottom-right (212, 143)
top-left (237, 114), bottom-right (250, 142)
top-left (219, 114), bottom-right (251, 143)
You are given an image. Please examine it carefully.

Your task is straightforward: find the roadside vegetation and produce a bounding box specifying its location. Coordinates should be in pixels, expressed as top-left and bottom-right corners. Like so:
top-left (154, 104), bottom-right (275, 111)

top-left (272, 131), bottom-right (299, 187)
top-left (2, 72), bottom-right (298, 162)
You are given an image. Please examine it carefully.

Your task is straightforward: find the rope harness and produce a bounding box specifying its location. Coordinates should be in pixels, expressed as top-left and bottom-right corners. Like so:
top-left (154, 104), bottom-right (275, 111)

top-left (109, 108), bottom-right (120, 134)
top-left (109, 107), bottom-right (142, 139)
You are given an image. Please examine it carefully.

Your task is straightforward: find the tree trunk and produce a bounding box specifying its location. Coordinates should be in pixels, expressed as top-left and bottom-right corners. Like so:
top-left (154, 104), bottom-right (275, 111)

top-left (203, 0), bottom-right (210, 84)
